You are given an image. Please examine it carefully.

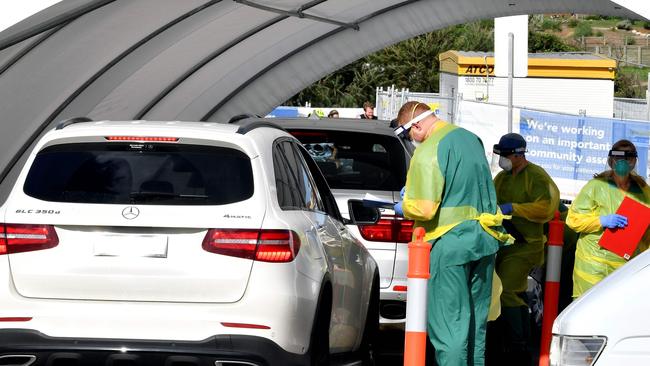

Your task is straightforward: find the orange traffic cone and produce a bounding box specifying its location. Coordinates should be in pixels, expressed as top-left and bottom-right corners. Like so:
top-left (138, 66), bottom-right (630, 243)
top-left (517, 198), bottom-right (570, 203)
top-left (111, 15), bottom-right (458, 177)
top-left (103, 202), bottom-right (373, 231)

top-left (404, 227), bottom-right (430, 366)
top-left (539, 211), bottom-right (564, 366)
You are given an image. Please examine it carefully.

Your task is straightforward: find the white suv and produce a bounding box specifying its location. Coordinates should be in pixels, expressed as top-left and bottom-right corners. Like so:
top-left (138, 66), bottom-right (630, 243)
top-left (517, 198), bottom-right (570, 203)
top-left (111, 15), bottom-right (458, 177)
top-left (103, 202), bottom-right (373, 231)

top-left (0, 118), bottom-right (379, 366)
top-left (268, 118), bottom-right (412, 324)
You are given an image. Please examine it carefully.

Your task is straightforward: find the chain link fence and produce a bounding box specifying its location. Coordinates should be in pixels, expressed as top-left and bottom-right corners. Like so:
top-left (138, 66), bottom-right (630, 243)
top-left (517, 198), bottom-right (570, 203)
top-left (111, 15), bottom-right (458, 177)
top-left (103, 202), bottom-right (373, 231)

top-left (613, 97), bottom-right (650, 120)
top-left (377, 86), bottom-right (649, 123)
top-left (375, 86), bottom-right (457, 122)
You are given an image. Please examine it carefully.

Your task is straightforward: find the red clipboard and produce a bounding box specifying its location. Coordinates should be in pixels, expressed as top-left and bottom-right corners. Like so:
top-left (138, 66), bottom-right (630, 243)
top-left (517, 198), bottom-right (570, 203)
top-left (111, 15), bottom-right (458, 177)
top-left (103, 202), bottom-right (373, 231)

top-left (598, 196), bottom-right (650, 260)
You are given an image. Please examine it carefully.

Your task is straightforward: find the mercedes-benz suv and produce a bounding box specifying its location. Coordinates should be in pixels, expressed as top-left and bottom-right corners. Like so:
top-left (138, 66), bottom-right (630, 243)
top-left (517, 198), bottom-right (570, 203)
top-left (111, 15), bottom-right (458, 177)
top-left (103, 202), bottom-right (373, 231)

top-left (0, 118), bottom-right (379, 366)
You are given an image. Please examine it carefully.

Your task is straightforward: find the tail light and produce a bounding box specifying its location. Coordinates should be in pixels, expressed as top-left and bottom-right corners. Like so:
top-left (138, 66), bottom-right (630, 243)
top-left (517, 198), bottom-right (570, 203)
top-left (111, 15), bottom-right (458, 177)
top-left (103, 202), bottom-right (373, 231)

top-left (358, 215), bottom-right (414, 243)
top-left (0, 224), bottom-right (59, 255)
top-left (202, 229), bottom-right (300, 263)
top-left (105, 136), bottom-right (179, 142)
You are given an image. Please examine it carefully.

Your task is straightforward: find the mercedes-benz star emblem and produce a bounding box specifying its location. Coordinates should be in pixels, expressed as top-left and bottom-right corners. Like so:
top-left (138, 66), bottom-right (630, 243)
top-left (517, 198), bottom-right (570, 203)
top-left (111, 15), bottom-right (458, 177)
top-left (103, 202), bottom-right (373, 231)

top-left (122, 206), bottom-right (140, 220)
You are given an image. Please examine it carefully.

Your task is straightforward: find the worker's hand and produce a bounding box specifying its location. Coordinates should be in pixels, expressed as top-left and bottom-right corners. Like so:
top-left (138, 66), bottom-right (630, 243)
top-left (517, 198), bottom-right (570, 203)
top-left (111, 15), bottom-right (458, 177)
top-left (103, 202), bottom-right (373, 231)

top-left (400, 186), bottom-right (406, 199)
top-left (600, 214), bottom-right (628, 229)
top-left (499, 203), bottom-right (513, 215)
top-left (394, 201), bottom-right (404, 217)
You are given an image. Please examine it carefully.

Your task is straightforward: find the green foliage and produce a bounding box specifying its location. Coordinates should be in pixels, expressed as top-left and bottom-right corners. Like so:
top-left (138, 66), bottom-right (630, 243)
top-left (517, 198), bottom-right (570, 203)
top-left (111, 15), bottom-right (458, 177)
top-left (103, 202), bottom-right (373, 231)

top-left (595, 30), bottom-right (604, 37)
top-left (574, 22), bottom-right (593, 38)
top-left (529, 32), bottom-right (579, 52)
top-left (615, 68), bottom-right (647, 98)
top-left (287, 20), bottom-right (494, 107)
top-left (644, 21), bottom-right (650, 30)
top-left (287, 19), bottom-right (585, 107)
top-left (541, 19), bottom-right (562, 31)
top-left (567, 18), bottom-right (579, 28)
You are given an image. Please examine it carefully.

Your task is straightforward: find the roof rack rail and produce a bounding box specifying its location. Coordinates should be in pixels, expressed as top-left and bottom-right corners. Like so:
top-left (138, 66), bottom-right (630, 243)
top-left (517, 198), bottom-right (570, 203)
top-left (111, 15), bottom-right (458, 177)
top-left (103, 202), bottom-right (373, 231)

top-left (55, 117), bottom-right (93, 130)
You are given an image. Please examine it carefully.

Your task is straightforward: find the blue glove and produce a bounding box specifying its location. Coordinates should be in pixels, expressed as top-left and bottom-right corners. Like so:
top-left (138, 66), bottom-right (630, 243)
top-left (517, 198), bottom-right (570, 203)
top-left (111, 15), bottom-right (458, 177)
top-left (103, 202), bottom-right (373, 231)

top-left (499, 203), bottom-right (513, 215)
top-left (600, 214), bottom-right (628, 229)
top-left (394, 201), bottom-right (404, 217)
top-left (400, 186), bottom-right (406, 199)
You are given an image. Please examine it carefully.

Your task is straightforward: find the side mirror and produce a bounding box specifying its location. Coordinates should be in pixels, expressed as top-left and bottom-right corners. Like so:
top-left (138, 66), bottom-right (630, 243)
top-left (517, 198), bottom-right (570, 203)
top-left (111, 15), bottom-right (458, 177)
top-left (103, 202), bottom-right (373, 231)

top-left (348, 199), bottom-right (380, 225)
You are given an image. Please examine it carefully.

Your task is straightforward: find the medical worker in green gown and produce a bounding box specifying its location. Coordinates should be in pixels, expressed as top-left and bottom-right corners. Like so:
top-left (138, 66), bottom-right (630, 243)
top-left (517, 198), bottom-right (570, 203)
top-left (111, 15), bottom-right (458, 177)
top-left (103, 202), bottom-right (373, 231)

top-left (492, 133), bottom-right (560, 363)
top-left (567, 139), bottom-right (650, 298)
top-left (392, 101), bottom-right (513, 366)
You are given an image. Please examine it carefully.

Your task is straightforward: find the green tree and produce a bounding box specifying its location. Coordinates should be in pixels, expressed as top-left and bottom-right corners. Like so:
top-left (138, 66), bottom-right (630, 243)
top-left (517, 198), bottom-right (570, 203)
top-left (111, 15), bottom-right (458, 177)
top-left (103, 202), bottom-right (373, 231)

top-left (286, 20), bottom-right (494, 106)
top-left (529, 32), bottom-right (579, 52)
top-left (574, 22), bottom-right (593, 38)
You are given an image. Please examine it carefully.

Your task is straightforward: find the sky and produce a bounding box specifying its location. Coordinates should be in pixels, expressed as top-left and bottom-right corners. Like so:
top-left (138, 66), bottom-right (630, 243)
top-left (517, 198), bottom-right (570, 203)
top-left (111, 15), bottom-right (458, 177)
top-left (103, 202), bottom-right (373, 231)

top-left (0, 1), bottom-right (61, 33)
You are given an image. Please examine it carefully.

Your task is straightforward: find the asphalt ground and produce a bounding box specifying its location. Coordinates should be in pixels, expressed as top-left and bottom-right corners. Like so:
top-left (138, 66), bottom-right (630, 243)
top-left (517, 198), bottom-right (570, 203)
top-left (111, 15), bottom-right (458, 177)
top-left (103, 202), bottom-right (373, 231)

top-left (375, 321), bottom-right (541, 366)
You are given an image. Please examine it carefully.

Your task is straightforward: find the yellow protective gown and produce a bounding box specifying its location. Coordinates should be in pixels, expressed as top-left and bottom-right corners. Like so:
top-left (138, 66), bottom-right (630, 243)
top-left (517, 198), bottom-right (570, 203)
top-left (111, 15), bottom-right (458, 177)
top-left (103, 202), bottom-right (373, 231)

top-left (567, 172), bottom-right (650, 298)
top-left (494, 162), bottom-right (560, 307)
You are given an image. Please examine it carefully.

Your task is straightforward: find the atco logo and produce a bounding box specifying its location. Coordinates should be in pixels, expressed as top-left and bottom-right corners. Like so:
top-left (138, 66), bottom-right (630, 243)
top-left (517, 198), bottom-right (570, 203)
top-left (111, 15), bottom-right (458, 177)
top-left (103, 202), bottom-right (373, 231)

top-left (122, 206), bottom-right (140, 220)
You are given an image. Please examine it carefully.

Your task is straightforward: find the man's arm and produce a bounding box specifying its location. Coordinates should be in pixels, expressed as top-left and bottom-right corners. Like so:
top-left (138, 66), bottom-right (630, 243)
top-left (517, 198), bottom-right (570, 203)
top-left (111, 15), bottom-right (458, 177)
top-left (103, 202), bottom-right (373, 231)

top-left (512, 177), bottom-right (560, 223)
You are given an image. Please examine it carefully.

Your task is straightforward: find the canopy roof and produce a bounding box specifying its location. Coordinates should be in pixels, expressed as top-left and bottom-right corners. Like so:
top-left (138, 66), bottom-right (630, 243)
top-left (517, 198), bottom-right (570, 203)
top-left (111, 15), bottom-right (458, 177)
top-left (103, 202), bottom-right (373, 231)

top-left (0, 0), bottom-right (647, 197)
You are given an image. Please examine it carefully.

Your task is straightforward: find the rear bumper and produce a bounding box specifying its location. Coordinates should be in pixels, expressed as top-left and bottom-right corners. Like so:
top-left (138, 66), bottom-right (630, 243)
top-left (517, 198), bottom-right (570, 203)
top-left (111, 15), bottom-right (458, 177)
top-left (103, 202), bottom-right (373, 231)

top-left (0, 329), bottom-right (307, 366)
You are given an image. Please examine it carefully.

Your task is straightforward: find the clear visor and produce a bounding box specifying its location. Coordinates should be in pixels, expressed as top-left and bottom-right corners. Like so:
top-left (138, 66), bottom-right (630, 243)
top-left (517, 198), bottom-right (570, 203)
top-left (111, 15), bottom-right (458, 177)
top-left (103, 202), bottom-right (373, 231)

top-left (489, 152), bottom-right (501, 177)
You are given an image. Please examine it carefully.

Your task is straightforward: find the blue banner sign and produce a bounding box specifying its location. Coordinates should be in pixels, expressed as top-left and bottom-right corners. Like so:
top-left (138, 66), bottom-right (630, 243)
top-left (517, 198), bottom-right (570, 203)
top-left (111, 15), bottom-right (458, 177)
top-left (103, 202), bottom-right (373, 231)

top-left (520, 110), bottom-right (649, 182)
top-left (266, 106), bottom-right (300, 118)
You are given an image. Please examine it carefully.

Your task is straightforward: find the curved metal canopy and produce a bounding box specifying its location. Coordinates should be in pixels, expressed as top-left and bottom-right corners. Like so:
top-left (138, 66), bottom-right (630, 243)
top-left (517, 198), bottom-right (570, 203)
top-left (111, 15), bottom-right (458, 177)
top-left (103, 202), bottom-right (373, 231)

top-left (0, 0), bottom-right (647, 197)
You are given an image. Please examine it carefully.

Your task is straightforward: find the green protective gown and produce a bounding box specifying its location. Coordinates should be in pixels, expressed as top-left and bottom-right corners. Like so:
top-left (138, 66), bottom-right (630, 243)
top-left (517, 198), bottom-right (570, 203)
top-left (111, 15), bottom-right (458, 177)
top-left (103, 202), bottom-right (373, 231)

top-left (494, 162), bottom-right (560, 307)
top-left (566, 173), bottom-right (650, 298)
top-left (402, 121), bottom-right (509, 366)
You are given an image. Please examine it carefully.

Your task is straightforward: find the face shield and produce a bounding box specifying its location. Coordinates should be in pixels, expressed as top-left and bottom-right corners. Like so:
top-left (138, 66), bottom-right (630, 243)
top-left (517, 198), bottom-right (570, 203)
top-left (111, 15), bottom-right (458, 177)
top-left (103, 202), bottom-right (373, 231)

top-left (490, 144), bottom-right (526, 175)
top-left (393, 110), bottom-right (433, 139)
top-left (608, 149), bottom-right (638, 176)
top-left (393, 110), bottom-right (433, 150)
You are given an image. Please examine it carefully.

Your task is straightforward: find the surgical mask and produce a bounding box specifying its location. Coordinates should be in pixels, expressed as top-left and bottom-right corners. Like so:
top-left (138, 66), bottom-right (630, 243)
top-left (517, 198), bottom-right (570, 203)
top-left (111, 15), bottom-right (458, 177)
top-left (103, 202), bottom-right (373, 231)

top-left (498, 156), bottom-right (512, 171)
top-left (613, 159), bottom-right (632, 177)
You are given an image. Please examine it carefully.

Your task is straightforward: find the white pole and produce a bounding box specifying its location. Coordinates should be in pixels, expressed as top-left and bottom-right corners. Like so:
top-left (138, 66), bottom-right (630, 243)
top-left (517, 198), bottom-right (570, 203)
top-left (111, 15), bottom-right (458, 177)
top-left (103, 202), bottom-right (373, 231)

top-left (508, 32), bottom-right (514, 133)
top-left (646, 72), bottom-right (649, 121)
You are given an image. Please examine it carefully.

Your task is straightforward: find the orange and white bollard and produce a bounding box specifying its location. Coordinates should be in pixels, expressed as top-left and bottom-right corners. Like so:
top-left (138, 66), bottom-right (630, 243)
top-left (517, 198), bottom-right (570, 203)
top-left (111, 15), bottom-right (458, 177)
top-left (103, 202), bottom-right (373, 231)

top-left (404, 227), bottom-right (430, 366)
top-left (539, 211), bottom-right (564, 366)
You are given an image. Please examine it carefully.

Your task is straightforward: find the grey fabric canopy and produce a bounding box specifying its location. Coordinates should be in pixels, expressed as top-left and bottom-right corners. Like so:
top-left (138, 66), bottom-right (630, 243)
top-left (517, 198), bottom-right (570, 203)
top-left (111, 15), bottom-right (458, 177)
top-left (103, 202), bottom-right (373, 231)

top-left (0, 0), bottom-right (647, 199)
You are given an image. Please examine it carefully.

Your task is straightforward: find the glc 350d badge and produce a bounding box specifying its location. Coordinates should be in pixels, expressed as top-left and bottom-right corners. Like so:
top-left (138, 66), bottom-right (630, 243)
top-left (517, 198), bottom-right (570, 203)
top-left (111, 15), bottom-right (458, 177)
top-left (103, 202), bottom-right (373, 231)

top-left (122, 206), bottom-right (140, 220)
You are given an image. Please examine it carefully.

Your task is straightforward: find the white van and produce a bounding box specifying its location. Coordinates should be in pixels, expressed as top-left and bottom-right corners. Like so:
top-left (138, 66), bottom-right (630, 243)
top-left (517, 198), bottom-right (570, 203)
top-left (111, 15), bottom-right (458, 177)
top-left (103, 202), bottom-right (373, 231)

top-left (550, 248), bottom-right (650, 365)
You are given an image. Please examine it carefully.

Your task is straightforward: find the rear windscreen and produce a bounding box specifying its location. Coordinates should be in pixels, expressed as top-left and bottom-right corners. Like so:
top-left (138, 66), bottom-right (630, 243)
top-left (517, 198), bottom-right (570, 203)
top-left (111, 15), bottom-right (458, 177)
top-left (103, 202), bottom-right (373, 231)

top-left (24, 143), bottom-right (253, 205)
top-left (290, 130), bottom-right (407, 191)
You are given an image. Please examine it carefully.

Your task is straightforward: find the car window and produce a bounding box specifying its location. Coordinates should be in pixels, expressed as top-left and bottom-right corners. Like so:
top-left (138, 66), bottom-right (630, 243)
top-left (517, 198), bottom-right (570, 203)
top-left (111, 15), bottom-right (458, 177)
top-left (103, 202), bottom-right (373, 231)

top-left (291, 130), bottom-right (407, 190)
top-left (296, 143), bottom-right (343, 222)
top-left (23, 143), bottom-right (253, 205)
top-left (273, 143), bottom-right (302, 209)
top-left (288, 141), bottom-right (325, 213)
top-left (274, 140), bottom-right (323, 212)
